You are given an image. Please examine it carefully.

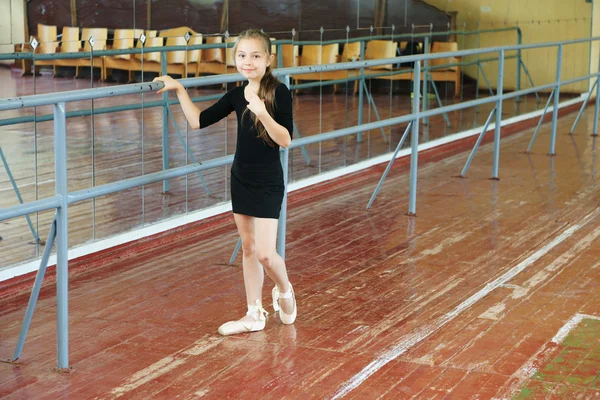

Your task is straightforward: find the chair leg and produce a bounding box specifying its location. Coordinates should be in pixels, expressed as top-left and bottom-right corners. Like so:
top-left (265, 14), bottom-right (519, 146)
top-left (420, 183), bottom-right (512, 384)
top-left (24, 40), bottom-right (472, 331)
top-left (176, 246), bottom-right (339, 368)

top-left (455, 74), bottom-right (460, 97)
top-left (21, 59), bottom-right (32, 76)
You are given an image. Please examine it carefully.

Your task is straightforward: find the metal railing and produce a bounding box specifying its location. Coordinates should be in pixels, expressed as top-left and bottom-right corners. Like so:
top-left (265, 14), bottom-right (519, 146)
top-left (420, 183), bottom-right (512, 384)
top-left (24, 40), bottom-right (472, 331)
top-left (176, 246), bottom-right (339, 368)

top-left (0, 27), bottom-right (531, 249)
top-left (0, 36), bottom-right (599, 370)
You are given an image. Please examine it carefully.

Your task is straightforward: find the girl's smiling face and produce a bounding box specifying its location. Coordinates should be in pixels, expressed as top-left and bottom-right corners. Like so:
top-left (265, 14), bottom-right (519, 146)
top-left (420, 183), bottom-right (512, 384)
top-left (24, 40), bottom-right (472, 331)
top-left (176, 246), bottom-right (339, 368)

top-left (235, 38), bottom-right (272, 81)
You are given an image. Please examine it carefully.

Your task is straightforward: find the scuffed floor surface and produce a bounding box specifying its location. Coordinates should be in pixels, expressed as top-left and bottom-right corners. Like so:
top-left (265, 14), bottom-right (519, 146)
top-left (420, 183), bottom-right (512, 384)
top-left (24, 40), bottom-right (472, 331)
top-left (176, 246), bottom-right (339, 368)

top-left (1, 110), bottom-right (599, 399)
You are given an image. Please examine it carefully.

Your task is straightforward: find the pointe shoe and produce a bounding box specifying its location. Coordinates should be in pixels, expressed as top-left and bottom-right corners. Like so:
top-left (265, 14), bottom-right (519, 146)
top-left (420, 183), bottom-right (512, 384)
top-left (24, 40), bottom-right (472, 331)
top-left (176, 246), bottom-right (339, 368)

top-left (272, 282), bottom-right (297, 325)
top-left (217, 300), bottom-right (268, 336)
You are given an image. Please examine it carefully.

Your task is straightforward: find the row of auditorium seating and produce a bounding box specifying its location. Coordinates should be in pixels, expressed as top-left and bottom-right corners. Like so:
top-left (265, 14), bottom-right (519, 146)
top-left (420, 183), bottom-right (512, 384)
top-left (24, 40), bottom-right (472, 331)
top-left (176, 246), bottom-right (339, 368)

top-left (21, 24), bottom-right (461, 96)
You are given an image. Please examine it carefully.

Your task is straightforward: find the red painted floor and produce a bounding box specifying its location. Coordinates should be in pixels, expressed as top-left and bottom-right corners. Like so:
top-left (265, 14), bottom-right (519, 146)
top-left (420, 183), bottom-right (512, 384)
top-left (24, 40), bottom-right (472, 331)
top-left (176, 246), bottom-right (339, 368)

top-left (1, 104), bottom-right (599, 398)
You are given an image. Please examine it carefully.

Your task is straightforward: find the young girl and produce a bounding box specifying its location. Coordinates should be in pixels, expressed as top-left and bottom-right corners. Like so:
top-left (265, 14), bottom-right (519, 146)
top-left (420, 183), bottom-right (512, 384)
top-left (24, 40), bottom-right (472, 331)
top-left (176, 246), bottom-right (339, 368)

top-left (154, 29), bottom-right (297, 336)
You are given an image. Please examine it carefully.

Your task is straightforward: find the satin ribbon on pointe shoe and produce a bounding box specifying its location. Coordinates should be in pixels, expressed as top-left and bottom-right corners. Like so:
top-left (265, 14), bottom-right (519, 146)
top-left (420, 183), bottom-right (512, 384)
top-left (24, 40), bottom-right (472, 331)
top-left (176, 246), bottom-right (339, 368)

top-left (217, 299), bottom-right (268, 336)
top-left (272, 282), bottom-right (297, 325)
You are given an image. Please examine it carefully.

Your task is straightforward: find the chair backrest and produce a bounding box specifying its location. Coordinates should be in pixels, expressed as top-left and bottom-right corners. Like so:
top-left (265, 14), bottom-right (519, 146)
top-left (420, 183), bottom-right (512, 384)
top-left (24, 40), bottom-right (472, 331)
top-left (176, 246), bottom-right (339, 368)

top-left (430, 41), bottom-right (459, 70)
top-left (81, 27), bottom-right (108, 51)
top-left (300, 44), bottom-right (339, 66)
top-left (187, 34), bottom-right (203, 63)
top-left (165, 36), bottom-right (187, 64)
top-left (36, 23), bottom-right (58, 54)
top-left (112, 29), bottom-right (143, 60)
top-left (202, 36), bottom-right (225, 63)
top-left (280, 44), bottom-right (298, 67)
top-left (365, 40), bottom-right (398, 70)
top-left (134, 36), bottom-right (164, 63)
top-left (146, 30), bottom-right (158, 38)
top-left (340, 41), bottom-right (361, 62)
top-left (225, 36), bottom-right (238, 67)
top-left (159, 26), bottom-right (195, 39)
top-left (59, 27), bottom-right (80, 53)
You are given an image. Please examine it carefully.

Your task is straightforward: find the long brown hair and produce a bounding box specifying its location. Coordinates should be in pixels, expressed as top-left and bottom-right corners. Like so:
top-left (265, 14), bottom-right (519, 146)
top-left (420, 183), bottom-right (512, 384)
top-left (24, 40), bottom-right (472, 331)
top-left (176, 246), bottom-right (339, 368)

top-left (233, 29), bottom-right (279, 147)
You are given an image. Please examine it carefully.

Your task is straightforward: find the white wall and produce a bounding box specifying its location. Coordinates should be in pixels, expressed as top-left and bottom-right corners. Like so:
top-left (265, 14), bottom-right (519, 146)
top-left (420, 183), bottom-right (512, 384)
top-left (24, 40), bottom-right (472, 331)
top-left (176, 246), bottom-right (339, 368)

top-left (0, 0), bottom-right (25, 53)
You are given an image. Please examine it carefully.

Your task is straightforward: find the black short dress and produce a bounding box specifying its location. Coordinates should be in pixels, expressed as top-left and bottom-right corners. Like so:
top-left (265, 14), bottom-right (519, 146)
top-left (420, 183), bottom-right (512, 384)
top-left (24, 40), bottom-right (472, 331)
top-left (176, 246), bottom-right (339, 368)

top-left (199, 82), bottom-right (294, 219)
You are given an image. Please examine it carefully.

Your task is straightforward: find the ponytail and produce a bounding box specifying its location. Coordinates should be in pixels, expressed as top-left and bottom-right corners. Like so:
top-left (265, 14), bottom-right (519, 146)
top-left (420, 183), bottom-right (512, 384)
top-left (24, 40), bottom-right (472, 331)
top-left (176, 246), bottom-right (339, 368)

top-left (235, 29), bottom-right (279, 147)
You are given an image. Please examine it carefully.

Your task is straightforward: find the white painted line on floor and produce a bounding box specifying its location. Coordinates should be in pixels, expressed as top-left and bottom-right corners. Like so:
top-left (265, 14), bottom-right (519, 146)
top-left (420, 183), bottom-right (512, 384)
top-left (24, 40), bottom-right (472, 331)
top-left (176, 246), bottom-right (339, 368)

top-left (104, 336), bottom-right (221, 399)
top-left (330, 207), bottom-right (599, 400)
top-left (495, 313), bottom-right (600, 399)
top-left (551, 313), bottom-right (600, 344)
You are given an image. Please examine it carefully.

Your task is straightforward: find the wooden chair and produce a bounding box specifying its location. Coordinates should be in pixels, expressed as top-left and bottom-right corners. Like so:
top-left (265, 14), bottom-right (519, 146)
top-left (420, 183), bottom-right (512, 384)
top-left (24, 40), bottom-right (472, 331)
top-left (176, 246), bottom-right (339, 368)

top-left (29, 23), bottom-right (59, 75)
top-left (52, 27), bottom-right (80, 75)
top-left (155, 26), bottom-right (200, 76)
top-left (281, 44), bottom-right (299, 68)
top-left (55, 27), bottom-right (108, 79)
top-left (365, 40), bottom-right (398, 70)
top-left (159, 26), bottom-right (195, 40)
top-left (102, 28), bottom-right (143, 81)
top-left (186, 34), bottom-right (204, 77)
top-left (340, 41), bottom-right (361, 62)
top-left (224, 36), bottom-right (238, 70)
top-left (292, 44), bottom-right (344, 92)
top-left (428, 41), bottom-right (461, 97)
top-left (197, 36), bottom-right (226, 75)
top-left (269, 37), bottom-right (278, 58)
top-left (362, 40), bottom-right (413, 91)
top-left (164, 34), bottom-right (203, 77)
top-left (128, 36), bottom-right (165, 78)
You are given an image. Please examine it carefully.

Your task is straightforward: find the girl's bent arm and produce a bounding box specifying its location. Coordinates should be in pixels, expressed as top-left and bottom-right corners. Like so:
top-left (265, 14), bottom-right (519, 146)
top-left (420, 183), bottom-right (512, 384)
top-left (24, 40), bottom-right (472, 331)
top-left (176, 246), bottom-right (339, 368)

top-left (154, 75), bottom-right (201, 130)
top-left (174, 86), bottom-right (201, 130)
top-left (258, 113), bottom-right (292, 148)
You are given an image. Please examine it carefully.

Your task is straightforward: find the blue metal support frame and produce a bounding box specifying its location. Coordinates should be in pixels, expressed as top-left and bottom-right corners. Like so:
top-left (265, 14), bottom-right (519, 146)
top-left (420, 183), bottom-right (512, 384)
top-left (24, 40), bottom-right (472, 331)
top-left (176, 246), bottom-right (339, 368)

top-left (408, 61), bottom-right (421, 216)
top-left (53, 102), bottom-right (69, 370)
top-left (492, 51), bottom-right (505, 180)
top-left (165, 106), bottom-right (211, 195)
top-left (526, 89), bottom-right (555, 153)
top-left (460, 108), bottom-right (497, 177)
top-left (161, 56), bottom-right (170, 192)
top-left (12, 215), bottom-right (57, 361)
top-left (516, 28), bottom-right (523, 102)
top-left (570, 79), bottom-right (597, 135)
top-left (423, 37), bottom-right (430, 125)
top-left (292, 125), bottom-right (311, 165)
top-left (593, 52), bottom-right (600, 136)
top-left (520, 59), bottom-right (542, 103)
top-left (278, 146), bottom-right (290, 259)
top-left (477, 62), bottom-right (496, 97)
top-left (362, 80), bottom-right (388, 143)
top-left (357, 41), bottom-right (366, 143)
top-left (366, 122), bottom-right (413, 209)
top-left (549, 45), bottom-right (563, 156)
top-left (426, 75), bottom-right (452, 127)
top-left (0, 147), bottom-right (41, 244)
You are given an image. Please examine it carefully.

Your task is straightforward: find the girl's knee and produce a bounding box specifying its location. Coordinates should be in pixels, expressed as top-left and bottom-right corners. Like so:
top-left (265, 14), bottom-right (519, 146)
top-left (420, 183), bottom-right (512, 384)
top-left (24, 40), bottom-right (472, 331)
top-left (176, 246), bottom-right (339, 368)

top-left (256, 250), bottom-right (273, 268)
top-left (241, 240), bottom-right (256, 257)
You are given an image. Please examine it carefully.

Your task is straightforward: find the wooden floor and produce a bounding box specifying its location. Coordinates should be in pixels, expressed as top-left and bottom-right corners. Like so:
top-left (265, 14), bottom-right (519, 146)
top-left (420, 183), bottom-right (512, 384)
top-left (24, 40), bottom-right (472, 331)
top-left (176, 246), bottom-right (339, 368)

top-left (0, 66), bottom-right (558, 268)
top-left (0, 92), bottom-right (599, 398)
